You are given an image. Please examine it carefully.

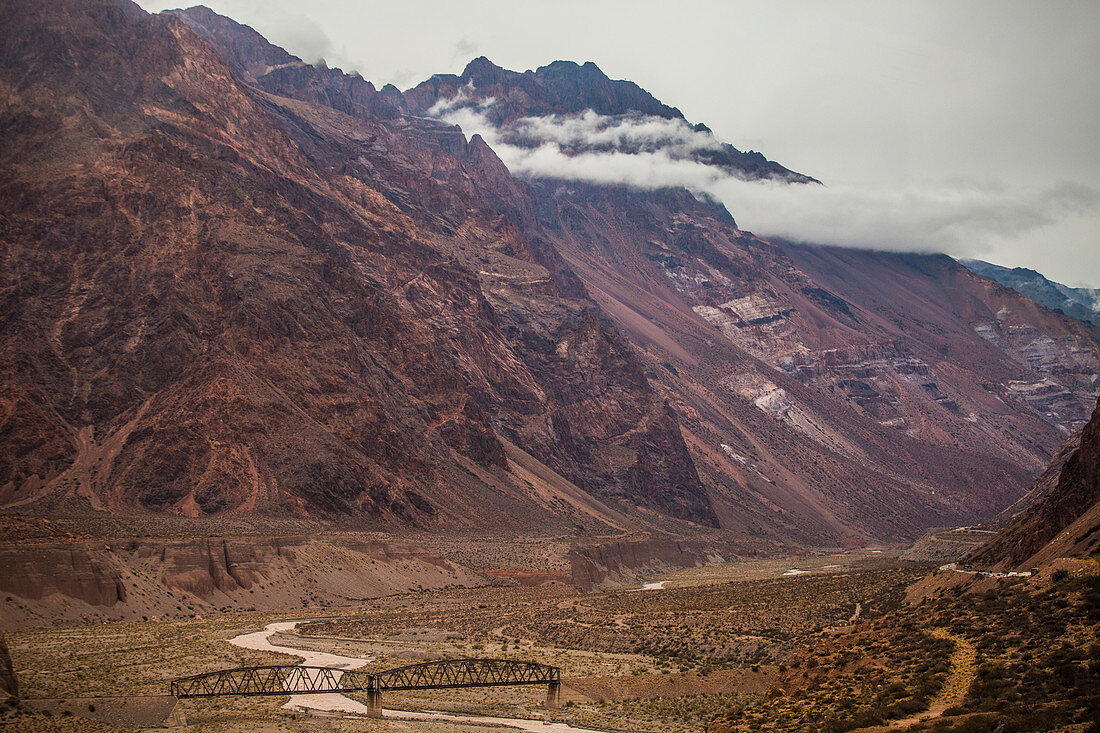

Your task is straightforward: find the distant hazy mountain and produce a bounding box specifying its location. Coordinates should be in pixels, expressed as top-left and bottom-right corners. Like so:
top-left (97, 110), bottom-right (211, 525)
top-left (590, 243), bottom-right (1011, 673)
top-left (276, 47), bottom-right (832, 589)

top-left (961, 259), bottom-right (1100, 326)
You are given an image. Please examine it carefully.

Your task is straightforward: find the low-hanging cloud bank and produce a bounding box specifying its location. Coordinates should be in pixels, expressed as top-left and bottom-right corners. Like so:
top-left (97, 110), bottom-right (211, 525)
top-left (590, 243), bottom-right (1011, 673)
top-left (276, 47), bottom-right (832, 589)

top-left (711, 177), bottom-right (1097, 254)
top-left (433, 103), bottom-right (1098, 259)
top-left (508, 110), bottom-right (724, 156)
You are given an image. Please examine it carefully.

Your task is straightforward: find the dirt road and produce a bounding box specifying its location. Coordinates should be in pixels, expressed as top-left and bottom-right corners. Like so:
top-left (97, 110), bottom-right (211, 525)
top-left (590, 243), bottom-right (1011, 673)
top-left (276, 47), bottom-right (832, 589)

top-left (851, 628), bottom-right (976, 732)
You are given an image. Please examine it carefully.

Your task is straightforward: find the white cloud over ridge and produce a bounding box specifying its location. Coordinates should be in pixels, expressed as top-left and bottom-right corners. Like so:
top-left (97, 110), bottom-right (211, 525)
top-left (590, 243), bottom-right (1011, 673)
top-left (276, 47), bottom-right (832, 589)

top-left (134, 0), bottom-right (1100, 286)
top-left (509, 111), bottom-right (723, 156)
top-left (432, 103), bottom-right (1099, 260)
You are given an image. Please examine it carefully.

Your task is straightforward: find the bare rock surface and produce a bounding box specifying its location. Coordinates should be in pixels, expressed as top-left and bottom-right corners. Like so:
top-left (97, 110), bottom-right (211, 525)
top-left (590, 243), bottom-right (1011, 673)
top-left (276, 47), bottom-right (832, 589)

top-left (3, 0), bottom-right (1098, 556)
top-left (969, 397), bottom-right (1100, 569)
top-left (0, 0), bottom-right (714, 531)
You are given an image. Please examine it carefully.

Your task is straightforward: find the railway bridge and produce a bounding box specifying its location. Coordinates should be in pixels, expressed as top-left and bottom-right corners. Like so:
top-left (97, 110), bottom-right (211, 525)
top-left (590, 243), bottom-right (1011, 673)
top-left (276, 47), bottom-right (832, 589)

top-left (169, 658), bottom-right (562, 717)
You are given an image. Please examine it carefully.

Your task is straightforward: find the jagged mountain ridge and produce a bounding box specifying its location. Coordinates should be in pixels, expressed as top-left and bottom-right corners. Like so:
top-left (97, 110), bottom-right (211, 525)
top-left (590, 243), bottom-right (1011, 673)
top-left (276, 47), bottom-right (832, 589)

top-left (2, 1), bottom-right (1098, 545)
top-left (961, 259), bottom-right (1100, 327)
top-left (403, 56), bottom-right (817, 184)
top-left (408, 56), bottom-right (685, 124)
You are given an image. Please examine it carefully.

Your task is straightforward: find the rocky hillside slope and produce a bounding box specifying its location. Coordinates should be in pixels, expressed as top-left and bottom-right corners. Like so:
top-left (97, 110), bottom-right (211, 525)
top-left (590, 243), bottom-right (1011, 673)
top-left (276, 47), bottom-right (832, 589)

top-left (399, 55), bottom-right (1099, 540)
top-left (969, 396), bottom-right (1100, 569)
top-left (0, 0), bottom-right (715, 531)
top-left (3, 1), bottom-right (1098, 546)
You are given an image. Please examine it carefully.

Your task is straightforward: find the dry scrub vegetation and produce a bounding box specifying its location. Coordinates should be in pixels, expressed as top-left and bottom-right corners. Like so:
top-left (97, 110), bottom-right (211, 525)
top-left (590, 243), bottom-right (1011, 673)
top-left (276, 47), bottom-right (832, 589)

top-left (8, 561), bottom-right (1097, 733)
top-left (299, 566), bottom-right (922, 730)
top-left (305, 568), bottom-right (920, 668)
top-left (714, 620), bottom-right (956, 731)
top-left (8, 616), bottom-right (299, 698)
top-left (712, 569), bottom-right (1100, 733)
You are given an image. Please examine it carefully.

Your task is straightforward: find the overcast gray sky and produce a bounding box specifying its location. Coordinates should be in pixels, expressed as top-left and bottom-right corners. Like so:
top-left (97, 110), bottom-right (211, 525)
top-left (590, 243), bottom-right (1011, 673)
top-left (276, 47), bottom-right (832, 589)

top-left (138, 0), bottom-right (1100, 287)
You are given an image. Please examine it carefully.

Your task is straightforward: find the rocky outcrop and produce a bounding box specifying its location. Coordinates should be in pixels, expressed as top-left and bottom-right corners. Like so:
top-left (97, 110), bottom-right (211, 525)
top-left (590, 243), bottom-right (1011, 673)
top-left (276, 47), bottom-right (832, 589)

top-left (566, 538), bottom-right (717, 588)
top-left (969, 397), bottom-right (1100, 569)
top-left (156, 538), bottom-right (272, 596)
top-left (0, 535), bottom-right (487, 628)
top-left (0, 546), bottom-right (126, 606)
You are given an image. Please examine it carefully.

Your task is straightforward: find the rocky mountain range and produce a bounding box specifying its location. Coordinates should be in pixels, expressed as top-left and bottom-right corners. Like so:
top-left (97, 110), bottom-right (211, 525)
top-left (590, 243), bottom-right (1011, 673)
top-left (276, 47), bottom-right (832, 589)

top-left (2, 0), bottom-right (1098, 547)
top-left (961, 258), bottom-right (1100, 327)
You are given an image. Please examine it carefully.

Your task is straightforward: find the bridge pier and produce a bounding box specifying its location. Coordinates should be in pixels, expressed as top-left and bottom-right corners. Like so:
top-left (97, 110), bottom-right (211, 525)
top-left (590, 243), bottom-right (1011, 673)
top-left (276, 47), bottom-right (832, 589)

top-left (366, 688), bottom-right (382, 718)
top-left (546, 681), bottom-right (561, 709)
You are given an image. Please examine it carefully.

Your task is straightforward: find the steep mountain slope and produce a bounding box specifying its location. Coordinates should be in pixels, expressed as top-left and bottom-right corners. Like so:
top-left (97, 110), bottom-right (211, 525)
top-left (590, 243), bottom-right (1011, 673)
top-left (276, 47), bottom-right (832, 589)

top-left (969, 396), bottom-right (1100, 570)
top-left (4, 1), bottom-right (1098, 547)
top-left (403, 59), bottom-right (1100, 541)
top-left (0, 0), bottom-right (716, 530)
top-left (523, 184), bottom-right (1091, 540)
top-left (961, 258), bottom-right (1100, 327)
top-left (164, 10), bottom-right (1059, 544)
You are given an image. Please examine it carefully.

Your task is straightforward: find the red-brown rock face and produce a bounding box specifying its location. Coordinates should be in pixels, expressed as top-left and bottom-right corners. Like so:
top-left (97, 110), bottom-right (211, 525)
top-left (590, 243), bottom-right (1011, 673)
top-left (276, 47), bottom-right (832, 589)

top-left (4, 1), bottom-right (1098, 547)
top-left (399, 53), bottom-right (1098, 539)
top-left (0, 535), bottom-right (491, 628)
top-left (521, 178), bottom-right (1098, 541)
top-left (969, 397), bottom-right (1100, 569)
top-left (0, 546), bottom-right (127, 606)
top-left (0, 0), bottom-right (716, 529)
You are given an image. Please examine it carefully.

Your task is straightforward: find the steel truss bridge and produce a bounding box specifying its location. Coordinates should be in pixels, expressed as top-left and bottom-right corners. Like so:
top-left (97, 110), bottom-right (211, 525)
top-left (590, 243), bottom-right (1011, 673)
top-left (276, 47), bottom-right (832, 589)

top-left (169, 658), bottom-right (562, 717)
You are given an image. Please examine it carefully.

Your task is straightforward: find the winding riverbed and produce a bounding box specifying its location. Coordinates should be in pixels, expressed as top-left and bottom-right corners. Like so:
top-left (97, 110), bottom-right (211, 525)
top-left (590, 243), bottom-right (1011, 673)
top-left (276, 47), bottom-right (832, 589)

top-left (630, 580), bottom-right (668, 591)
top-left (227, 621), bottom-right (604, 731)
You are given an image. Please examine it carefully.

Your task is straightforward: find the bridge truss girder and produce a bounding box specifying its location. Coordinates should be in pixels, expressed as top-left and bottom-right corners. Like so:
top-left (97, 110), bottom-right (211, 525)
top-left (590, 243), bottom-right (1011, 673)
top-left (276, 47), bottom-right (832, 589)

top-left (169, 665), bottom-right (375, 698)
top-left (169, 658), bottom-right (560, 702)
top-left (377, 658), bottom-right (560, 690)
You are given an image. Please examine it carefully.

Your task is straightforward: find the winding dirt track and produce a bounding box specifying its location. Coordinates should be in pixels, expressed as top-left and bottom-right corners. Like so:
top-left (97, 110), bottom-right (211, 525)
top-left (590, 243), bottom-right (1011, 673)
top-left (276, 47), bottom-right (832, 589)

top-left (851, 628), bottom-right (976, 732)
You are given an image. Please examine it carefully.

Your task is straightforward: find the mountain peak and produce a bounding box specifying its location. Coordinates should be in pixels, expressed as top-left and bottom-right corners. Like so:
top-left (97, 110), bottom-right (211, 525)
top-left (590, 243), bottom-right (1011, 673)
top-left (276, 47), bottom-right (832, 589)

top-left (537, 59), bottom-right (603, 76)
top-left (167, 5), bottom-right (300, 82)
top-left (410, 56), bottom-right (683, 124)
top-left (962, 259), bottom-right (1100, 326)
top-left (169, 4), bottom-right (402, 119)
top-left (460, 55), bottom-right (507, 82)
